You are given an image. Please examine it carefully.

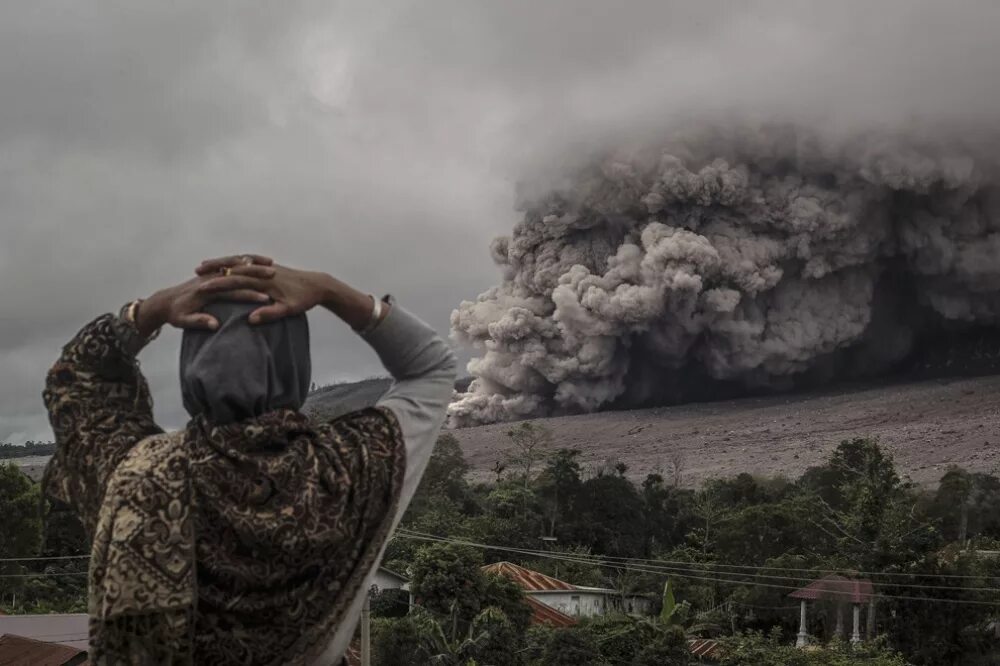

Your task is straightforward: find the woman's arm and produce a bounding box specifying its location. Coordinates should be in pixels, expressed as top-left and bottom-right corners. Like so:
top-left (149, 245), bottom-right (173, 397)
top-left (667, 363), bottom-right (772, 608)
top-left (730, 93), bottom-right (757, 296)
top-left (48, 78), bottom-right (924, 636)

top-left (360, 302), bottom-right (457, 508)
top-left (42, 307), bottom-right (164, 534)
top-left (42, 272), bottom-right (272, 533)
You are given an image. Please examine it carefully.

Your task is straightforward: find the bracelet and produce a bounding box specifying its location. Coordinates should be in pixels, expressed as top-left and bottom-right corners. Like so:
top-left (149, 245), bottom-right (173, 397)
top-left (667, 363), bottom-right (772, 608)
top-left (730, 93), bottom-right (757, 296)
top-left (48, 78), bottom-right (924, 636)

top-left (121, 299), bottom-right (162, 343)
top-left (359, 295), bottom-right (382, 335)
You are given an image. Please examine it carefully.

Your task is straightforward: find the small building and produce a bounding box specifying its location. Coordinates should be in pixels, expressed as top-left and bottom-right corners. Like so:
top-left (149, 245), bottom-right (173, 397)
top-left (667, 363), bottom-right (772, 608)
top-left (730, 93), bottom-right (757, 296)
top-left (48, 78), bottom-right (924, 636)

top-left (789, 575), bottom-right (876, 646)
top-left (481, 561), bottom-right (652, 619)
top-left (0, 634), bottom-right (87, 666)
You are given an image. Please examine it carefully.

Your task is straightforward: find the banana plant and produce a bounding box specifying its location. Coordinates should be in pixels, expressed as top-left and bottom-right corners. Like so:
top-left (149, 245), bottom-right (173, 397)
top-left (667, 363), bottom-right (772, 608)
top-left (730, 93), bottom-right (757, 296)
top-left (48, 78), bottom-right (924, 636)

top-left (660, 579), bottom-right (679, 625)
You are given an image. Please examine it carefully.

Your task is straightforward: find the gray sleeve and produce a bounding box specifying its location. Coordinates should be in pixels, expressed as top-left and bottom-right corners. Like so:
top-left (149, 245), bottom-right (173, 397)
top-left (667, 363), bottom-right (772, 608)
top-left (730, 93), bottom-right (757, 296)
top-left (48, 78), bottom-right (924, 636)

top-left (361, 304), bottom-right (458, 508)
top-left (314, 305), bottom-right (457, 666)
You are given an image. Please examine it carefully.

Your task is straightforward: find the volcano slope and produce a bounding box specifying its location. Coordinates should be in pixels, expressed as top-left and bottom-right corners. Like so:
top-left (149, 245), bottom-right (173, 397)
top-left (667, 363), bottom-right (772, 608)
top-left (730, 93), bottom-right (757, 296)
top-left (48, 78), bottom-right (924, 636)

top-left (302, 373), bottom-right (1000, 487)
top-left (448, 374), bottom-right (1000, 487)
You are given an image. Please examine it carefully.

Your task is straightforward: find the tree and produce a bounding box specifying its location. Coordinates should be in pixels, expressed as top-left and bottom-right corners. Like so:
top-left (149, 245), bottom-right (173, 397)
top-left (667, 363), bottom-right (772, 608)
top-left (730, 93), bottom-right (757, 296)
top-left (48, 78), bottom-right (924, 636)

top-left (717, 629), bottom-right (908, 665)
top-left (571, 474), bottom-right (645, 558)
top-left (504, 422), bottom-right (553, 515)
top-left (632, 625), bottom-right (691, 666)
top-left (803, 438), bottom-right (933, 571)
top-left (536, 448), bottom-right (582, 538)
top-left (411, 434), bottom-right (474, 514)
top-left (931, 468), bottom-right (1000, 545)
top-left (372, 610), bottom-right (438, 666)
top-left (469, 606), bottom-right (522, 666)
top-left (582, 614), bottom-right (656, 665)
top-left (540, 626), bottom-right (607, 666)
top-left (0, 463), bottom-right (43, 559)
top-left (641, 474), bottom-right (695, 555)
top-left (410, 543), bottom-right (486, 638)
top-left (482, 573), bottom-right (532, 636)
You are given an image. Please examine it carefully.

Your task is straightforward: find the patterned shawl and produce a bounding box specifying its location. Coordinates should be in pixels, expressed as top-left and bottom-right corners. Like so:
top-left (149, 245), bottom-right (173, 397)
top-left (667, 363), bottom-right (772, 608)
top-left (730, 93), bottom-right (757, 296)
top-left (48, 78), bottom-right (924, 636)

top-left (43, 312), bottom-right (405, 665)
top-left (87, 408), bottom-right (404, 665)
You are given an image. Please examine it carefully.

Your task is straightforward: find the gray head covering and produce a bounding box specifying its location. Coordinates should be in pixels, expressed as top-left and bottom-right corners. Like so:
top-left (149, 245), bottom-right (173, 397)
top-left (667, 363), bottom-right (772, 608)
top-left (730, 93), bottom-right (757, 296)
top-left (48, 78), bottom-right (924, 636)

top-left (180, 301), bottom-right (311, 425)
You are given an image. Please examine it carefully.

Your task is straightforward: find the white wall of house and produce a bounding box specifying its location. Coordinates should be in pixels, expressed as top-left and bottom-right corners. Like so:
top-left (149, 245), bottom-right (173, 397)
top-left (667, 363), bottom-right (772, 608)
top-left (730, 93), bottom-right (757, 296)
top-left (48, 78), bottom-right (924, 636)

top-left (372, 569), bottom-right (407, 592)
top-left (529, 590), bottom-right (651, 618)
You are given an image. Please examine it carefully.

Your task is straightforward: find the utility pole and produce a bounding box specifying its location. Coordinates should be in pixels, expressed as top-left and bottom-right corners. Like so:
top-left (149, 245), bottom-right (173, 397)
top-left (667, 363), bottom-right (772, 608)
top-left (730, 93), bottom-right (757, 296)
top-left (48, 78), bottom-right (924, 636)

top-left (360, 591), bottom-right (372, 666)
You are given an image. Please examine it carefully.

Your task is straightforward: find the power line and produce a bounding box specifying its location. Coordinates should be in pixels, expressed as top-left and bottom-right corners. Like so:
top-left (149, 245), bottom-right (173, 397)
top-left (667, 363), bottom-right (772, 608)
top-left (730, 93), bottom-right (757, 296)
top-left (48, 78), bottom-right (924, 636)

top-left (395, 531), bottom-right (1000, 607)
top-left (0, 555), bottom-right (88, 563)
top-left (397, 527), bottom-right (1000, 583)
top-left (0, 571), bottom-right (86, 579)
top-left (398, 529), bottom-right (983, 598)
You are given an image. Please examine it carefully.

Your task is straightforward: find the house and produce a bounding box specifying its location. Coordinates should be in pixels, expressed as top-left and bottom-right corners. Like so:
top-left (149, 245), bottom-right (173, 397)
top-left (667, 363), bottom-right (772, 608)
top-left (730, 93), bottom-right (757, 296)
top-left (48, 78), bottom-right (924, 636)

top-left (0, 634), bottom-right (87, 666)
top-left (481, 561), bottom-right (652, 620)
top-left (372, 567), bottom-right (408, 595)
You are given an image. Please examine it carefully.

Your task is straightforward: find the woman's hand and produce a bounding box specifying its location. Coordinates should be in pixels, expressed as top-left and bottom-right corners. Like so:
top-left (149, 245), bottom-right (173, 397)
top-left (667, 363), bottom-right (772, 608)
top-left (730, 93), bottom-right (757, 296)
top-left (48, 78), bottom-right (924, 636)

top-left (194, 257), bottom-right (385, 330)
top-left (137, 268), bottom-right (274, 336)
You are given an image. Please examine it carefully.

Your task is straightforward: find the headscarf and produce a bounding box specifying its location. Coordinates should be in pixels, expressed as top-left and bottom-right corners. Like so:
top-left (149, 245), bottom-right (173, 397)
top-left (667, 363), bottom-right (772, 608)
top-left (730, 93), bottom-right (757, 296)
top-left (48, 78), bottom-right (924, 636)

top-left (180, 301), bottom-right (311, 425)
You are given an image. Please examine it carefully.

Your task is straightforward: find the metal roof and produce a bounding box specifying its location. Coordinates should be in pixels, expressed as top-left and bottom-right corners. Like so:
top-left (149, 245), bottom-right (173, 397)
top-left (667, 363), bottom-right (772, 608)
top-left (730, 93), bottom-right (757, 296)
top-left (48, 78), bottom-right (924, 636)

top-left (523, 596), bottom-right (577, 628)
top-left (481, 561), bottom-right (576, 592)
top-left (688, 638), bottom-right (721, 660)
top-left (788, 575), bottom-right (875, 604)
top-left (0, 634), bottom-right (87, 666)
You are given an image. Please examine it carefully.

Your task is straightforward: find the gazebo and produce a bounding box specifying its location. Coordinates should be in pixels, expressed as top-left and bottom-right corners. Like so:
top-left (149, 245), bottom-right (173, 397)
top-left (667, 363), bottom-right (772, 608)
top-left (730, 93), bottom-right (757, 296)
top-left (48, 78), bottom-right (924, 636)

top-left (788, 575), bottom-right (876, 647)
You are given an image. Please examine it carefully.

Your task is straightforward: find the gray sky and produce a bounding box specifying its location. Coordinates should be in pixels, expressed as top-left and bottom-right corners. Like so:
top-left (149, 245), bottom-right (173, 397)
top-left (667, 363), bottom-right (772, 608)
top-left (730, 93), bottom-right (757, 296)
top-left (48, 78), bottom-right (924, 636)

top-left (3, 1), bottom-right (998, 441)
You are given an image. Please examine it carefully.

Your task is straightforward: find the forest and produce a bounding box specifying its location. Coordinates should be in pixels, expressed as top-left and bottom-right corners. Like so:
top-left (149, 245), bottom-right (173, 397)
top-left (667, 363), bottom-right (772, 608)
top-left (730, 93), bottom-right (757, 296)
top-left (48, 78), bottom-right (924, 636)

top-left (1, 426), bottom-right (998, 665)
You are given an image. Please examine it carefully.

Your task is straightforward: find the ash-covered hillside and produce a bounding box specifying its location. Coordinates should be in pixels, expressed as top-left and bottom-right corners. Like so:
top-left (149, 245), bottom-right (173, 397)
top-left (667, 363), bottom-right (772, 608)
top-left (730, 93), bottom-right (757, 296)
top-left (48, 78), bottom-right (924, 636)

top-left (451, 374), bottom-right (1000, 488)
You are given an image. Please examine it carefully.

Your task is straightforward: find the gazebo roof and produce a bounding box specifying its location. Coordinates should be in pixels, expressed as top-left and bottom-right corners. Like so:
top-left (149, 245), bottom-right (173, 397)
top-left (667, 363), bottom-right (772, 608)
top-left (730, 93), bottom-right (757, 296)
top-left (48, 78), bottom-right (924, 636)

top-left (788, 574), bottom-right (875, 604)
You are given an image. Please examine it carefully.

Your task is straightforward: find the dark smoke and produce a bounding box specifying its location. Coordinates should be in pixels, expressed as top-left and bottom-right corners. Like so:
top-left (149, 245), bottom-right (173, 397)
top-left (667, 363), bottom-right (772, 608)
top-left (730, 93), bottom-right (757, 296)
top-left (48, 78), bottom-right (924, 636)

top-left (449, 123), bottom-right (1000, 426)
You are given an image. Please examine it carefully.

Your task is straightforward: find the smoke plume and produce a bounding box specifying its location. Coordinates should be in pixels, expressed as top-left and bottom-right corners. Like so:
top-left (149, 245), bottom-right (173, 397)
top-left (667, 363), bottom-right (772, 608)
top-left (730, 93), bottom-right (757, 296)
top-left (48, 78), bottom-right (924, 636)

top-left (449, 123), bottom-right (1000, 425)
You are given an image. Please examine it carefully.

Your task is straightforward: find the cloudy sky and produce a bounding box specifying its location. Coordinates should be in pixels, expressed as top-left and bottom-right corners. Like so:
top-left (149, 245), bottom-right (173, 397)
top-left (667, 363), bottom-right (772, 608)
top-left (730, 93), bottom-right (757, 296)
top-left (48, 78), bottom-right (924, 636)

top-left (3, 1), bottom-right (998, 441)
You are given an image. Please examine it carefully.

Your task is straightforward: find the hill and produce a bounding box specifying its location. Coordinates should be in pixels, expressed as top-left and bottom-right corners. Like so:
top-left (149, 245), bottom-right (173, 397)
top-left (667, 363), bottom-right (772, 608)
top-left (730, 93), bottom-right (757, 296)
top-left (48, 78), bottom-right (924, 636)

top-left (450, 375), bottom-right (1000, 487)
top-left (304, 378), bottom-right (395, 421)
top-left (17, 374), bottom-right (998, 488)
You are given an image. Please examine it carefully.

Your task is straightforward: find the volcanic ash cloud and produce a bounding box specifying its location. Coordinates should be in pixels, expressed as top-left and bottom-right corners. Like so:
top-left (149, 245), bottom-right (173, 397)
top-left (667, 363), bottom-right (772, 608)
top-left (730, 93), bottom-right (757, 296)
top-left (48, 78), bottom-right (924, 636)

top-left (449, 125), bottom-right (1000, 426)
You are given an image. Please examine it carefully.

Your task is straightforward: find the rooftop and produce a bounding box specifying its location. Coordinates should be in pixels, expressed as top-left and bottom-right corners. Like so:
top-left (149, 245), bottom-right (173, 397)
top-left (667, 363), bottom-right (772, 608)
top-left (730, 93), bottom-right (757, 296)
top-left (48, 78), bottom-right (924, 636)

top-left (482, 561), bottom-right (577, 592)
top-left (524, 596), bottom-right (577, 628)
top-left (0, 634), bottom-right (87, 666)
top-left (788, 575), bottom-right (876, 604)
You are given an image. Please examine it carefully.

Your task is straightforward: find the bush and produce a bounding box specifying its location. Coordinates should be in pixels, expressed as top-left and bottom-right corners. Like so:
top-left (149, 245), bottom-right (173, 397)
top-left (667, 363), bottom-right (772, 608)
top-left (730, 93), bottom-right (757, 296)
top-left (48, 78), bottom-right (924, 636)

top-left (717, 629), bottom-right (910, 666)
top-left (372, 612), bottom-right (435, 666)
top-left (633, 625), bottom-right (691, 666)
top-left (541, 627), bottom-right (609, 666)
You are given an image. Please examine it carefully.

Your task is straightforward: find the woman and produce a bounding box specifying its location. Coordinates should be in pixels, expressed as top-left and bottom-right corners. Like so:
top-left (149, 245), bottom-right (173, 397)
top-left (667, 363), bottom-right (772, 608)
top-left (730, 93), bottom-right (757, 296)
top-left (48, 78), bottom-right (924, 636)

top-left (42, 254), bottom-right (457, 665)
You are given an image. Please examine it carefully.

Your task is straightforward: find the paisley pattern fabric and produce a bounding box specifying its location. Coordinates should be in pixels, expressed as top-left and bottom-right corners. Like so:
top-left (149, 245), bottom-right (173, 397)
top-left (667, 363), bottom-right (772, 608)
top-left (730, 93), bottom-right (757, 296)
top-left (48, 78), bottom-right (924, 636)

top-left (43, 313), bottom-right (406, 665)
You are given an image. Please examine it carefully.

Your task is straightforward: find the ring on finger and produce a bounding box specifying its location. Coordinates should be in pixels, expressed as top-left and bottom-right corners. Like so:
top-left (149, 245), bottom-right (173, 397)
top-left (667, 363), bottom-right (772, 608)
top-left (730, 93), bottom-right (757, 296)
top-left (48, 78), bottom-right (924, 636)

top-left (223, 267), bottom-right (232, 276)
top-left (240, 255), bottom-right (254, 266)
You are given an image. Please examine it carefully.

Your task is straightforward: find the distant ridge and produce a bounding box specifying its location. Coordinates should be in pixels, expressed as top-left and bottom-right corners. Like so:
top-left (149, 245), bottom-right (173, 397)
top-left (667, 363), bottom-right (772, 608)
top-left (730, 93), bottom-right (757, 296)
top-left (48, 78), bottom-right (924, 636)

top-left (303, 376), bottom-right (473, 422)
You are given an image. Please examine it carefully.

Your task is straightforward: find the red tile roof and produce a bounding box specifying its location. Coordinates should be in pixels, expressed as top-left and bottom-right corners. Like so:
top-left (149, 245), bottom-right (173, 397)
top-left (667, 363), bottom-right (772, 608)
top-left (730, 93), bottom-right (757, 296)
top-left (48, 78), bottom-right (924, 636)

top-left (0, 634), bottom-right (87, 666)
top-left (688, 638), bottom-right (721, 660)
top-left (523, 596), bottom-right (577, 628)
top-left (788, 575), bottom-right (875, 604)
top-left (481, 561), bottom-right (577, 592)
